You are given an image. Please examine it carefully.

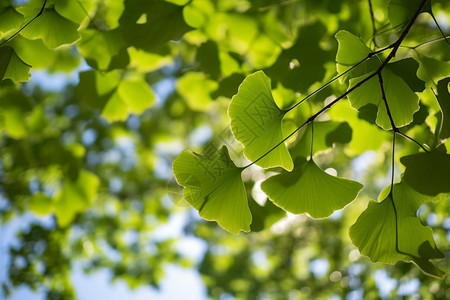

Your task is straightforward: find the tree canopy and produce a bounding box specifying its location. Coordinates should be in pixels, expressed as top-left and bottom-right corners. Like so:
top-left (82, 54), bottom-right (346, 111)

top-left (0, 0), bottom-right (449, 299)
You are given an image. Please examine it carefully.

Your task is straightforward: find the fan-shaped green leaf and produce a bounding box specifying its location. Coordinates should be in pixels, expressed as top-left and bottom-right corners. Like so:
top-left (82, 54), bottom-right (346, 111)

top-left (401, 150), bottom-right (450, 196)
top-left (348, 67), bottom-right (420, 130)
top-left (261, 158), bottom-right (363, 218)
top-left (350, 182), bottom-right (444, 278)
top-left (228, 71), bottom-right (293, 171)
top-left (20, 9), bottom-right (80, 49)
top-left (0, 6), bottom-right (24, 38)
top-left (0, 46), bottom-right (31, 82)
top-left (335, 30), bottom-right (371, 66)
top-left (173, 146), bottom-right (251, 234)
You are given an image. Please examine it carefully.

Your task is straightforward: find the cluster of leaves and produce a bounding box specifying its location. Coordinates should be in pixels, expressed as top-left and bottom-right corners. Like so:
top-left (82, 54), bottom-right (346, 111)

top-left (0, 0), bottom-right (449, 299)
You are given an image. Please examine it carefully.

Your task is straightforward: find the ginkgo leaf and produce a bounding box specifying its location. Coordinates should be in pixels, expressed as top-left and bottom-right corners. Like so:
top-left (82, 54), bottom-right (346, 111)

top-left (261, 157), bottom-right (363, 218)
top-left (350, 182), bottom-right (445, 278)
top-left (335, 30), bottom-right (380, 82)
top-left (54, 170), bottom-right (100, 227)
top-left (54, 0), bottom-right (95, 25)
top-left (388, 0), bottom-right (432, 30)
top-left (401, 149), bottom-right (450, 196)
top-left (172, 146), bottom-right (251, 234)
top-left (335, 30), bottom-right (371, 66)
top-left (0, 6), bottom-right (24, 38)
top-left (228, 71), bottom-right (293, 171)
top-left (347, 67), bottom-right (420, 130)
top-left (0, 46), bottom-right (31, 82)
top-left (20, 9), bottom-right (80, 49)
top-left (435, 78), bottom-right (450, 140)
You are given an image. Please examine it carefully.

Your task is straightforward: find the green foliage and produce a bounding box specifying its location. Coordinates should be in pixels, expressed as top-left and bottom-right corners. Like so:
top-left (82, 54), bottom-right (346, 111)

top-left (350, 182), bottom-right (445, 278)
top-left (173, 146), bottom-right (251, 234)
top-left (261, 157), bottom-right (363, 218)
top-left (228, 71), bottom-right (293, 170)
top-left (0, 0), bottom-right (449, 299)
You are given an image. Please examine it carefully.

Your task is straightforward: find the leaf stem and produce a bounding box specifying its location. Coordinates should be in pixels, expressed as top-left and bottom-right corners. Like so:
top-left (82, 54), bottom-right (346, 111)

top-left (0, 0), bottom-right (48, 47)
top-left (429, 13), bottom-right (450, 48)
top-left (285, 55), bottom-right (371, 113)
top-left (310, 121), bottom-right (314, 159)
top-left (403, 35), bottom-right (450, 49)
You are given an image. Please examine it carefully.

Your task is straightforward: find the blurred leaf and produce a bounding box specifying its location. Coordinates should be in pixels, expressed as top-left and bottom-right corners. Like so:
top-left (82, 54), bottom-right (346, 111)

top-left (0, 6), bottom-right (24, 38)
top-left (229, 71), bottom-right (293, 170)
top-left (350, 182), bottom-right (444, 278)
top-left (77, 29), bottom-right (129, 70)
top-left (177, 72), bottom-right (217, 111)
top-left (119, 0), bottom-right (193, 52)
top-left (30, 192), bottom-right (53, 216)
top-left (249, 198), bottom-right (286, 232)
top-left (261, 157), bottom-right (363, 218)
top-left (173, 146), bottom-right (251, 234)
top-left (54, 170), bottom-right (100, 227)
top-left (293, 121), bottom-right (352, 158)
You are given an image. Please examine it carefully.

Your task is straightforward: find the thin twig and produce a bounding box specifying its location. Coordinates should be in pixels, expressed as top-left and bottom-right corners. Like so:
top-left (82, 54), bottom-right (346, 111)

top-left (368, 0), bottom-right (378, 47)
top-left (396, 131), bottom-right (430, 152)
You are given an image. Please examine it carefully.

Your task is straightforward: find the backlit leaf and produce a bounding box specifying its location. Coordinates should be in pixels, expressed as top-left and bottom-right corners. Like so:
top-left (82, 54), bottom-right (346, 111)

top-left (228, 71), bottom-right (293, 171)
top-left (261, 158), bottom-right (363, 218)
top-left (0, 6), bottom-right (24, 38)
top-left (172, 146), bottom-right (251, 234)
top-left (350, 182), bottom-right (444, 277)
